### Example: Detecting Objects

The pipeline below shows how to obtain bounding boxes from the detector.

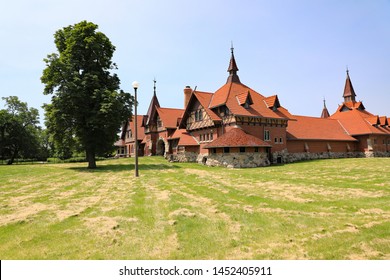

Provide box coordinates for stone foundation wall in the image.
[365,151,390,158]
[167,150,390,167]
[198,152,270,168]
[272,150,368,164]
[167,152,198,163]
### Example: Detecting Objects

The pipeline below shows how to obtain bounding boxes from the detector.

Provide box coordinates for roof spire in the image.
[321,98,330,118]
[343,68,356,103]
[226,42,241,84]
[153,78,157,96]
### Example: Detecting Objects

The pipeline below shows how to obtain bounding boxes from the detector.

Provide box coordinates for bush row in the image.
[47,157,109,163]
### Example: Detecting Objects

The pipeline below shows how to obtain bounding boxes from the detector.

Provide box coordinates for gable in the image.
[264,95,281,111]
[179,91,221,129]
[236,91,253,108]
[156,107,184,129]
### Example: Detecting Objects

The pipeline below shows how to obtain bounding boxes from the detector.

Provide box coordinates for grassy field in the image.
[0,157,389,260]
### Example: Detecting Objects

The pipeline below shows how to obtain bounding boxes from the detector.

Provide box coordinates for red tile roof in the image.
[156,107,184,129]
[204,127,271,148]
[129,115,146,140]
[210,82,287,119]
[193,91,221,121]
[114,139,125,147]
[286,115,357,141]
[330,107,388,136]
[169,129,199,146]
[379,116,388,126]
[337,101,365,112]
[179,90,222,128]
[365,115,380,126]
[236,91,252,105]
[264,95,280,108]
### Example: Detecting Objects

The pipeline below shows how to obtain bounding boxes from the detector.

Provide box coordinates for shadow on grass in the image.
[68,163,181,173]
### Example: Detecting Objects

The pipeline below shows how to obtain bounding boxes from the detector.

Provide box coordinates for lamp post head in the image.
[132,81,139,89]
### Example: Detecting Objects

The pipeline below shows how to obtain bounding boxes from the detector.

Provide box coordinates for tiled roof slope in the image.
[287,115,357,141]
[210,82,288,119]
[204,127,271,148]
[331,107,388,136]
[156,107,184,129]
[193,91,221,121]
[337,101,365,111]
[379,116,388,126]
[124,115,145,140]
[169,129,199,146]
[264,95,280,108]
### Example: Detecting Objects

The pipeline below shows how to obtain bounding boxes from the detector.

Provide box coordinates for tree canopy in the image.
[0,96,42,164]
[41,21,133,168]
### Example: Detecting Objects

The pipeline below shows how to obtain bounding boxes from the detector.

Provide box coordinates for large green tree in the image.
[41,21,133,168]
[0,96,41,164]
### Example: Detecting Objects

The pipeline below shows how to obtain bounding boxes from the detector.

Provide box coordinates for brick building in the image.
[116,49,389,167]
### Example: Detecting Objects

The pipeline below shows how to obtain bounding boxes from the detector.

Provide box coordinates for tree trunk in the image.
[7,147,18,165]
[86,148,97,169]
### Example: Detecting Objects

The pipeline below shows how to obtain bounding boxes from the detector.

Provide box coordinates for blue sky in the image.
[1,0,390,124]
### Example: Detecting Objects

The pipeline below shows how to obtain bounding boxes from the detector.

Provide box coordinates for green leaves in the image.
[41,21,133,168]
[0,96,43,164]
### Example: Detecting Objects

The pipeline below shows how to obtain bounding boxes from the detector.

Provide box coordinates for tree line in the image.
[1,21,133,168]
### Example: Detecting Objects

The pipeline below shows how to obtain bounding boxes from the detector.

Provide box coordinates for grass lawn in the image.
[0,157,389,259]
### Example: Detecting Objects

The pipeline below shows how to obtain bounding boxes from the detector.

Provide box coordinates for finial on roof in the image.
[153,78,156,96]
[226,43,240,84]
[343,68,356,103]
[321,98,330,118]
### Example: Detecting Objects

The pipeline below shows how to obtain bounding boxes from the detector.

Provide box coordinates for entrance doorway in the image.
[156,139,166,156]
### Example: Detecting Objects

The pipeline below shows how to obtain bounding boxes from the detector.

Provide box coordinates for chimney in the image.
[183,86,192,108]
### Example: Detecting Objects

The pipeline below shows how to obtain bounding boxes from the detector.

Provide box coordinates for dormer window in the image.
[237,91,253,109]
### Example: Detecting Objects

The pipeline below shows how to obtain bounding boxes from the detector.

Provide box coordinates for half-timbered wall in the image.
[186,100,215,130]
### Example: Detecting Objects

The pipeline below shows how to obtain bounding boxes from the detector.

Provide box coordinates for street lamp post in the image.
[132,81,139,177]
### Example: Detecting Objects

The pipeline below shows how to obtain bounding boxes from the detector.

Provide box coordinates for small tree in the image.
[41,21,132,168]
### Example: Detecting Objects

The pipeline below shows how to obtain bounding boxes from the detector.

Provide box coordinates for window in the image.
[279,137,283,143]
[210,132,213,140]
[211,148,217,154]
[264,130,270,141]
[240,147,246,153]
[223,147,230,153]
[274,137,278,143]
[195,109,203,122]
[254,147,259,153]
[200,134,203,142]
[220,106,230,116]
